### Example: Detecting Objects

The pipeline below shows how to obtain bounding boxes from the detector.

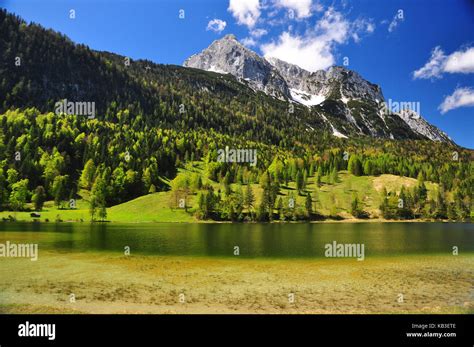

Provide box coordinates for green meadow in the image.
[0,162,440,223]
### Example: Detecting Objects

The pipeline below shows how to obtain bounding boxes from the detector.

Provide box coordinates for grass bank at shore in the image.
[0,172,455,224]
[0,251,472,314]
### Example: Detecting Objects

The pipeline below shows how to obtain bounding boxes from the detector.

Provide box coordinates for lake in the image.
[0,222,472,258]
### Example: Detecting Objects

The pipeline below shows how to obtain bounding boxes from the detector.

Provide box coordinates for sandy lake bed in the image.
[1,251,472,314]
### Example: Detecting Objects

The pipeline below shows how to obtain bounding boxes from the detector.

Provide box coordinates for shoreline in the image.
[0,218,470,225]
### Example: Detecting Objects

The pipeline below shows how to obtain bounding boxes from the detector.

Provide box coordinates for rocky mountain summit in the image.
[267,57,383,105]
[184,34,290,99]
[184,35,451,143]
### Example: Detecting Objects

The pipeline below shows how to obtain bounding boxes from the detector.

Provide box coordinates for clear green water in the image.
[0,222,472,258]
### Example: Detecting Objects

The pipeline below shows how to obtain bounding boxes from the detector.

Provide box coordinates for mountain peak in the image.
[184,37,451,143]
[184,35,291,99]
[221,34,238,41]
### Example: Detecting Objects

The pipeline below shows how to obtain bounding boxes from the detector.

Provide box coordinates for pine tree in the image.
[417,170,425,184]
[316,167,322,187]
[196,192,207,219]
[223,172,232,196]
[330,167,338,184]
[447,202,457,220]
[244,184,255,214]
[0,169,7,208]
[79,159,96,190]
[351,194,360,217]
[305,193,313,218]
[296,170,303,193]
[32,185,46,211]
[435,190,447,219]
[363,160,373,175]
[142,167,152,193]
[91,177,107,221]
[89,195,97,221]
[52,175,66,208]
[418,182,428,202]
[235,185,244,215]
[348,156,363,176]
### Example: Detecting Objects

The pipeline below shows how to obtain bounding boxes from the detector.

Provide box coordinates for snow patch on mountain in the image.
[207,65,227,74]
[331,125,348,138]
[340,86,350,104]
[290,88,325,106]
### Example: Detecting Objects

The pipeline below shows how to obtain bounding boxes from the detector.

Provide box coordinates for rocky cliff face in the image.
[184,34,291,100]
[267,57,383,104]
[184,35,451,143]
[397,109,451,142]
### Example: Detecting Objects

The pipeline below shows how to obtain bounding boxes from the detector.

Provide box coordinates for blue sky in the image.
[2,0,473,148]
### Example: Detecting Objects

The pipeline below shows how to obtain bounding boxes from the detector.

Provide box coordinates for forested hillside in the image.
[0,9,472,222]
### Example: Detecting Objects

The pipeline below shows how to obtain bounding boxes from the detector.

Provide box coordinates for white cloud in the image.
[439,87,474,114]
[351,33,360,43]
[241,29,268,49]
[315,8,349,43]
[314,2,324,12]
[261,8,372,72]
[275,0,313,19]
[261,31,335,71]
[388,19,397,32]
[250,28,268,38]
[366,22,375,33]
[241,37,257,47]
[206,19,227,33]
[388,10,404,32]
[444,47,474,74]
[351,18,375,43]
[413,46,446,79]
[413,46,474,79]
[228,0,261,28]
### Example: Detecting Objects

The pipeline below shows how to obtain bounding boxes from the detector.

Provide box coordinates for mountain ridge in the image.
[184,34,451,143]
[0,9,454,146]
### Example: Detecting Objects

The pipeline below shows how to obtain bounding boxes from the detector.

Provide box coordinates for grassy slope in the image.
[108,192,195,223]
[0,162,439,222]
[107,170,397,222]
[249,171,437,218]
